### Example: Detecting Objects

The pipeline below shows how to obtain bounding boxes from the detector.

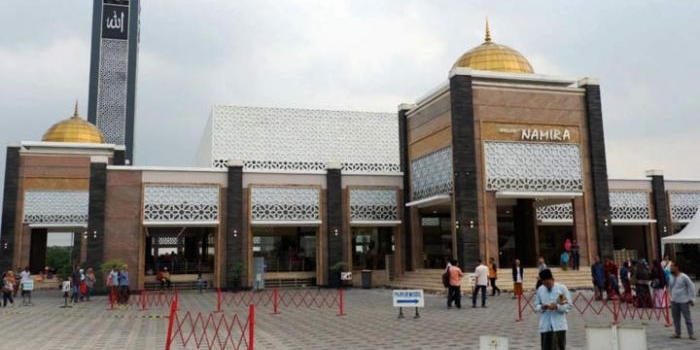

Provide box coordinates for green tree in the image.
[45,246,72,277]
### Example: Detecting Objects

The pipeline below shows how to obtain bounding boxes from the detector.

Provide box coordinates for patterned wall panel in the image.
[349,188,398,221]
[669,192,700,222]
[609,191,651,220]
[143,185,219,223]
[96,39,128,145]
[23,191,89,226]
[209,106,399,173]
[410,147,453,201]
[484,142,583,192]
[536,203,573,221]
[251,187,320,221]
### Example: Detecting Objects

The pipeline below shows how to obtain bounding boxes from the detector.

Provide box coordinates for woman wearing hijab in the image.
[651,260,667,308]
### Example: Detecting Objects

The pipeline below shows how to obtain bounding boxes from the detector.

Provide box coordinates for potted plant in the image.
[228,262,244,291]
[329,261,349,288]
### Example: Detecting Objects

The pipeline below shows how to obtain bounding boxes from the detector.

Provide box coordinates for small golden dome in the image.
[42,102,106,143]
[453,20,534,74]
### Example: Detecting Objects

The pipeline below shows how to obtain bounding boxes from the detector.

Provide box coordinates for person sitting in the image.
[157,267,172,289]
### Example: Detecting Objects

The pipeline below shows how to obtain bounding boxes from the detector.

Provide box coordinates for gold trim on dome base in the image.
[41,102,106,144]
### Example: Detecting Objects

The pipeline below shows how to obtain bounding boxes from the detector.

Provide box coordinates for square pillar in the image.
[326,162,343,285]
[226,159,244,288]
[398,105,414,271]
[646,170,670,259]
[0,145,20,270]
[86,156,108,271]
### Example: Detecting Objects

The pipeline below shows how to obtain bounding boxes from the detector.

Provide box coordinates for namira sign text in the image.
[482,122,580,143]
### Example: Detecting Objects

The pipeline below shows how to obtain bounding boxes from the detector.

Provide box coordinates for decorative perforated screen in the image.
[484,142,583,192]
[410,147,453,201]
[349,188,398,221]
[143,185,219,223]
[250,187,320,221]
[23,191,89,226]
[209,106,399,173]
[669,192,700,222]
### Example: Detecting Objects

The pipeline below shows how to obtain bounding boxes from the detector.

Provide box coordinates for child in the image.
[62,279,71,303]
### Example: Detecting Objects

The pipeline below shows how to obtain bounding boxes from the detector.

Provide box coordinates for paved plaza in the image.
[0,288,694,349]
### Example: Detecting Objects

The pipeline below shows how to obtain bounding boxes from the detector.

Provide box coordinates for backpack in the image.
[442,267,451,288]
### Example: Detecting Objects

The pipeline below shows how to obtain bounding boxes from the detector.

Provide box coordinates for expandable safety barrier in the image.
[515,290,671,327]
[165,298,255,350]
[214,288,346,316]
[108,288,179,311]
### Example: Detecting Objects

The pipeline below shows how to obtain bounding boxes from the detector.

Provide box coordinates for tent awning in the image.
[662,205,700,244]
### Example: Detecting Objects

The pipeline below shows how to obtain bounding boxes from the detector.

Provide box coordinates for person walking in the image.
[669,263,697,340]
[71,265,81,303]
[512,259,524,300]
[118,265,130,305]
[535,269,572,350]
[85,268,96,301]
[488,257,501,296]
[563,238,572,269]
[560,251,569,271]
[473,259,489,308]
[2,270,15,307]
[591,257,605,301]
[19,266,32,306]
[571,240,580,271]
[446,259,464,309]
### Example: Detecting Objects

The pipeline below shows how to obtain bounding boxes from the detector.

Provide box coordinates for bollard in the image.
[663,291,672,327]
[214,288,223,313]
[337,288,346,316]
[516,294,522,322]
[612,298,619,325]
[164,298,177,350]
[109,289,115,310]
[271,288,280,315]
[140,290,148,311]
[248,304,256,350]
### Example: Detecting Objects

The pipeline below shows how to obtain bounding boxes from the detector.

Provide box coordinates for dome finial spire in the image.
[485,18,491,42]
[72,100,80,119]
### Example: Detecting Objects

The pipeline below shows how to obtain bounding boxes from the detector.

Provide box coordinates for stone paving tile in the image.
[0,289,695,349]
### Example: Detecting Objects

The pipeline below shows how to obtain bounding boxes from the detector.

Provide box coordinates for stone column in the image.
[647,170,670,259]
[326,163,343,285]
[514,199,537,266]
[226,159,244,288]
[580,79,613,260]
[398,104,414,272]
[0,145,20,270]
[449,74,480,270]
[86,156,107,271]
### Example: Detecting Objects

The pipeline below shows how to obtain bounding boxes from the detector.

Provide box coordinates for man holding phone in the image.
[534,269,572,350]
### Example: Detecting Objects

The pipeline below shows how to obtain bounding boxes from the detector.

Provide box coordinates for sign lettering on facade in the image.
[482,122,580,143]
[102,2,130,40]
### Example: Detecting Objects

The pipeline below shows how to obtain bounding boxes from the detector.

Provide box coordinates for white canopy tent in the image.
[661,207,700,255]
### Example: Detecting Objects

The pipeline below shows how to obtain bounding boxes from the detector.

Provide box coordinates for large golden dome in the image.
[42,103,106,143]
[453,21,534,74]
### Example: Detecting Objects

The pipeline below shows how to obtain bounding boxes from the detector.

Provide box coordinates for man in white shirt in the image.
[19,267,32,305]
[512,259,524,299]
[472,259,489,308]
[669,263,697,340]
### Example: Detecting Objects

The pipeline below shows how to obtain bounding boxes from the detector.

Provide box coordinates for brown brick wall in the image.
[104,170,142,290]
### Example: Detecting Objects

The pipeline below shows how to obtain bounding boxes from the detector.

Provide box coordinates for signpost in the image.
[393,289,424,319]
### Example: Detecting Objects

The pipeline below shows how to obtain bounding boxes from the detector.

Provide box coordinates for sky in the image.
[1,0,700,205]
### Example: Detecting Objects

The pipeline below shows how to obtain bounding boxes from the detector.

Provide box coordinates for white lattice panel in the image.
[536,203,573,220]
[609,191,650,220]
[349,188,398,221]
[209,106,399,173]
[23,191,89,226]
[669,192,700,222]
[410,147,453,200]
[251,187,320,221]
[96,39,128,145]
[143,185,219,223]
[484,142,583,192]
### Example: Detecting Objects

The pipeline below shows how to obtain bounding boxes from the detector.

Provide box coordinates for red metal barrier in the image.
[215,288,346,316]
[516,290,671,326]
[165,302,255,350]
[108,289,179,311]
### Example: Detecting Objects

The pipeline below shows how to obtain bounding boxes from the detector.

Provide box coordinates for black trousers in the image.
[447,285,461,308]
[472,285,487,306]
[489,278,500,295]
[541,331,566,350]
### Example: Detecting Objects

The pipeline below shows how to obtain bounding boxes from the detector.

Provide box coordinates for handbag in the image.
[442,267,450,288]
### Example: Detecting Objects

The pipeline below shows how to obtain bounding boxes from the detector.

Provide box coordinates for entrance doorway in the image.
[612,225,648,261]
[252,227,317,273]
[537,226,573,268]
[145,227,215,275]
[420,216,452,269]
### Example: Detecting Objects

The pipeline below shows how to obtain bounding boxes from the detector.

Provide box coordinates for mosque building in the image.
[1,8,699,290]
